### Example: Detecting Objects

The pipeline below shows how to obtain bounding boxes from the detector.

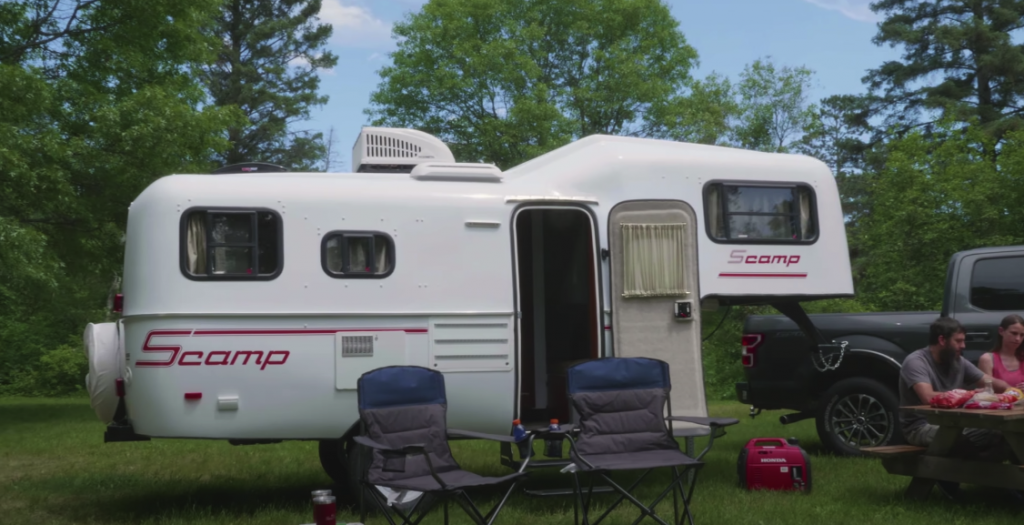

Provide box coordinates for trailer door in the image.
[607,200,707,429]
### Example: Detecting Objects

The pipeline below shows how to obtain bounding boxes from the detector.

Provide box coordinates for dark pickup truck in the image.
[735,245,1024,456]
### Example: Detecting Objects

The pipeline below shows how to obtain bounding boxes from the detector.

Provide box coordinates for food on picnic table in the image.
[929,389,975,408]
[963,401,1015,410]
[1004,387,1024,400]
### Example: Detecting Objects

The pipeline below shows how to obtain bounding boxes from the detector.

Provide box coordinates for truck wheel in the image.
[815,377,903,456]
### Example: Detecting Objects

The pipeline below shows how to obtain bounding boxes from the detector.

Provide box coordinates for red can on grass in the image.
[736,437,811,492]
[313,495,336,525]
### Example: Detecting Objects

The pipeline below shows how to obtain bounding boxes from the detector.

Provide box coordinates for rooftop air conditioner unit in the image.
[351,127,456,173]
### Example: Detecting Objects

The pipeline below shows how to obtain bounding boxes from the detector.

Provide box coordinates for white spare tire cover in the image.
[83,321,125,424]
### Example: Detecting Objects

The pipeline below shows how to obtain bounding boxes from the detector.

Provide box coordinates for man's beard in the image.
[937,342,958,373]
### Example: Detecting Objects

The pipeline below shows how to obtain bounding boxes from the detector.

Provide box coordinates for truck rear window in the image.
[704,182,817,244]
[180,208,283,280]
[970,256,1024,311]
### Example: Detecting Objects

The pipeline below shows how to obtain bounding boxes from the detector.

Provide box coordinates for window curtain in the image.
[187,213,207,274]
[349,239,368,271]
[707,185,722,238]
[621,223,688,298]
[325,237,343,272]
[374,236,390,273]
[798,189,812,239]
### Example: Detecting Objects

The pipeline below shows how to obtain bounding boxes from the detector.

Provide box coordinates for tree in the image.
[366,0,699,169]
[0,0,239,391]
[643,72,738,146]
[321,125,342,172]
[730,57,817,153]
[856,119,1024,311]
[866,0,1024,143]
[799,95,880,218]
[203,0,338,170]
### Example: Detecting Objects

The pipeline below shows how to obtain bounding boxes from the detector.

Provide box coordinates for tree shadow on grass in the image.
[48,473,333,523]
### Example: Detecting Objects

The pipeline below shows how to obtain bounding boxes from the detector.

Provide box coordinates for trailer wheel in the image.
[815,377,903,456]
[318,439,350,488]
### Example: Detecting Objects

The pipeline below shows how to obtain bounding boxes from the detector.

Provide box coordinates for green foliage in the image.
[857,120,1024,311]
[730,57,817,153]
[0,1,240,392]
[645,72,737,145]
[866,0,1024,142]
[366,0,700,168]
[203,0,338,170]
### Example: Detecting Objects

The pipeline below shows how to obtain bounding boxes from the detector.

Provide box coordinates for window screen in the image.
[182,209,282,279]
[970,256,1024,311]
[322,232,394,278]
[705,183,817,243]
[621,223,688,298]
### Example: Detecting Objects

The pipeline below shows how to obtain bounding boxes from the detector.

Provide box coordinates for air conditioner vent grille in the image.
[365,133,422,159]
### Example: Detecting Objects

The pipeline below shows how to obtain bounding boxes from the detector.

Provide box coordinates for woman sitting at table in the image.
[978,314,1024,389]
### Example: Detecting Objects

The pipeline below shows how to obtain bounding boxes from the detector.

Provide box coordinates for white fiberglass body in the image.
[87,129,853,442]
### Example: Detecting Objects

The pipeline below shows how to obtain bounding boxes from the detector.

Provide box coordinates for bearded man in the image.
[898,316,1014,499]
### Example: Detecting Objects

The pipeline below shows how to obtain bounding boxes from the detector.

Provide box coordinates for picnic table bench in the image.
[864,405,1024,499]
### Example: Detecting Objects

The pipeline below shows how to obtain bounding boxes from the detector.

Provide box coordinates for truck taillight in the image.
[741,333,764,367]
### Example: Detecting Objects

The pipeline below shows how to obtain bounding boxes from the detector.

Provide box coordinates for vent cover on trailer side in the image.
[351,127,456,173]
[341,335,374,357]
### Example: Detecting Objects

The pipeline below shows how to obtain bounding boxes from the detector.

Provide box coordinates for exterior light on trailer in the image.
[113,294,124,313]
[115,378,125,397]
[184,392,203,401]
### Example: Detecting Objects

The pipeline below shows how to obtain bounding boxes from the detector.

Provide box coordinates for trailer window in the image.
[704,183,816,244]
[322,232,394,278]
[181,208,282,280]
[621,223,688,298]
[970,256,1024,311]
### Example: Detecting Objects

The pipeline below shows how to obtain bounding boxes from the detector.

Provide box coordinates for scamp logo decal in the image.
[720,250,807,279]
[135,330,289,370]
[728,250,801,267]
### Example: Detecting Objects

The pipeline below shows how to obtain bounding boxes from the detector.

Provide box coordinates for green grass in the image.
[2,398,1023,525]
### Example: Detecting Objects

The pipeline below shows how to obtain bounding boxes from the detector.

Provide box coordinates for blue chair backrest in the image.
[566,357,677,455]
[567,357,671,394]
[357,366,458,483]
[358,365,447,410]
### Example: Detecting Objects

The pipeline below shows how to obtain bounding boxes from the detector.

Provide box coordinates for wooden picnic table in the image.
[870,405,1024,499]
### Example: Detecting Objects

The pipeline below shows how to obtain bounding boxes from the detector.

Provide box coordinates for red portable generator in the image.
[737,437,811,492]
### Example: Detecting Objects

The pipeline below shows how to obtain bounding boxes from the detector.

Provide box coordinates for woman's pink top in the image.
[992,352,1024,387]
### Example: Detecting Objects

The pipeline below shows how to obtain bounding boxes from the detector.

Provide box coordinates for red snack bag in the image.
[929,389,974,408]
[996,393,1018,404]
[963,401,1013,410]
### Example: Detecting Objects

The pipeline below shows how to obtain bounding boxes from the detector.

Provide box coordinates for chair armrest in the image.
[667,416,739,428]
[448,429,517,443]
[353,435,426,454]
[532,424,577,438]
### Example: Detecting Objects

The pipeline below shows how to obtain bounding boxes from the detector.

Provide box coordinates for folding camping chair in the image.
[549,357,738,525]
[352,365,534,525]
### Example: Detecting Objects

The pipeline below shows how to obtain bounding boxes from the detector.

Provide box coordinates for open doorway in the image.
[514,207,600,426]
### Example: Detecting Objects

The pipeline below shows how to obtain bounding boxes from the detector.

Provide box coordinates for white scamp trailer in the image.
[83,127,853,484]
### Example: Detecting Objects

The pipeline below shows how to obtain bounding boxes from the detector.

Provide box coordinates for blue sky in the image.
[308,0,901,170]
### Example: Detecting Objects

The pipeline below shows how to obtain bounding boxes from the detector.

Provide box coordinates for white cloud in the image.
[802,0,881,22]
[319,1,394,49]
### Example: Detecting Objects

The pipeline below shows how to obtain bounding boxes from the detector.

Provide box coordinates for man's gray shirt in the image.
[898,348,984,433]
